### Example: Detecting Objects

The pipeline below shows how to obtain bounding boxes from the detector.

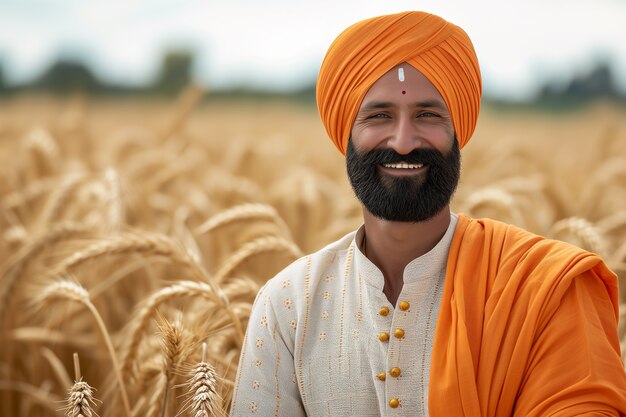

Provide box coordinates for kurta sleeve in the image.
[230,283,306,417]
[513,271,626,417]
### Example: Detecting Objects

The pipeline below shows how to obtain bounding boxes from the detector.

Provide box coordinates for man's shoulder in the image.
[457,214,615,284]
[261,229,358,295]
[459,214,588,255]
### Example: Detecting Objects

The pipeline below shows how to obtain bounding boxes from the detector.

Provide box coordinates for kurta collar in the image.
[353,213,459,290]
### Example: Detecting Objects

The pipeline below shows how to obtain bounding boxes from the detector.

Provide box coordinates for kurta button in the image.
[377,372,386,381]
[379,306,390,316]
[389,398,400,408]
[394,328,405,339]
[399,300,410,311]
[378,332,390,342]
[390,367,401,377]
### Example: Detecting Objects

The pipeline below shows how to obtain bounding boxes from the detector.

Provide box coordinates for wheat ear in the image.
[214,236,302,281]
[37,281,130,417]
[0,221,90,328]
[550,217,608,255]
[180,342,225,417]
[63,352,99,417]
[120,281,217,379]
[52,231,245,345]
[145,318,188,417]
[37,172,87,227]
[103,167,125,230]
[23,127,60,173]
[461,186,527,228]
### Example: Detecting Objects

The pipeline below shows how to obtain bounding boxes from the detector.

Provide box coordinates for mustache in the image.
[357,147,448,167]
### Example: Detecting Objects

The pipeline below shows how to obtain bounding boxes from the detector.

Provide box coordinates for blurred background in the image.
[1,0,625,106]
[2,2,626,416]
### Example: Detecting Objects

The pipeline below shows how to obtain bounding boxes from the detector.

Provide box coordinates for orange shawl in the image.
[430,214,626,416]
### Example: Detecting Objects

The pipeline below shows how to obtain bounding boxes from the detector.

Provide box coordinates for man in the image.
[230,11,626,416]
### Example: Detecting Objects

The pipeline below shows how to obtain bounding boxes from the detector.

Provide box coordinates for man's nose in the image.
[386,116,422,155]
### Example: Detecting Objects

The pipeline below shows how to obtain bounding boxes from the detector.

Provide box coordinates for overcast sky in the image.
[0,0,625,100]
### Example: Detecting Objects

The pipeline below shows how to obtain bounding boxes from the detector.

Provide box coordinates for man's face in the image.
[347,64,460,222]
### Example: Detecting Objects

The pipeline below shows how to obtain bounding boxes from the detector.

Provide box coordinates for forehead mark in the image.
[398,67,405,82]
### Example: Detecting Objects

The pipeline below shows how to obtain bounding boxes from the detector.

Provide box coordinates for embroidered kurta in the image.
[230,213,626,416]
[230,215,457,416]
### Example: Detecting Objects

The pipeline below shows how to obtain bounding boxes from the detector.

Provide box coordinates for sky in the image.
[0,0,625,100]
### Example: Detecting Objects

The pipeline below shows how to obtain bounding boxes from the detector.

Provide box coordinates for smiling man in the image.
[230,11,626,417]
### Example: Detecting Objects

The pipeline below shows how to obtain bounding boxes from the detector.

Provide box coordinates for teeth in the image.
[382,162,424,169]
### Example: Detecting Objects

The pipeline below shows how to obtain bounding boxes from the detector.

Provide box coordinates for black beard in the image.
[346,138,461,222]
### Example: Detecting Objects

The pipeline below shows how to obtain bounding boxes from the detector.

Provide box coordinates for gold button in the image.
[377,372,386,381]
[390,367,401,378]
[394,328,405,339]
[378,332,389,342]
[399,300,410,311]
[379,306,390,316]
[389,398,400,408]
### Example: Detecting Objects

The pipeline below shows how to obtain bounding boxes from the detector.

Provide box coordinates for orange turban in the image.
[316,11,482,154]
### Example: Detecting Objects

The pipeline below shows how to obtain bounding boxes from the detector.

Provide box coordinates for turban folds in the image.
[316,11,482,154]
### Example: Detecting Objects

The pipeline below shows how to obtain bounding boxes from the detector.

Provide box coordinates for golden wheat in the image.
[36,280,131,417]
[180,343,225,417]
[1,95,624,416]
[62,353,99,417]
[120,280,218,380]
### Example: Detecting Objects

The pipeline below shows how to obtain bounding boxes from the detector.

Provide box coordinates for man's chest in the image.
[291,276,443,417]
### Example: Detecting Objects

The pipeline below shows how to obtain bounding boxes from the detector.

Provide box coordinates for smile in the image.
[381,162,424,169]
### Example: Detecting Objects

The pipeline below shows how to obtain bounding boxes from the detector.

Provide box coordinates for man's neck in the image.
[361,207,451,305]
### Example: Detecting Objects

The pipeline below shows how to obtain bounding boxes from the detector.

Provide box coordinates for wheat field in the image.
[1,88,625,416]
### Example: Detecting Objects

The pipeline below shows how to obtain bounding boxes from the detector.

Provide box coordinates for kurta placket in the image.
[358,216,455,417]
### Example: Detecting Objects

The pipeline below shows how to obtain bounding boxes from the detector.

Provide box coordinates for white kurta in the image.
[230,214,458,417]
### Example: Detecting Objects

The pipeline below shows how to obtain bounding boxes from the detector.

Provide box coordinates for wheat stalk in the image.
[195,203,292,239]
[36,281,131,417]
[11,326,94,348]
[174,206,203,265]
[41,347,72,389]
[213,236,303,281]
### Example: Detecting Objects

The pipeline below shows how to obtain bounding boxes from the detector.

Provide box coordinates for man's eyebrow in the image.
[415,99,447,109]
[359,101,394,113]
[358,99,447,113]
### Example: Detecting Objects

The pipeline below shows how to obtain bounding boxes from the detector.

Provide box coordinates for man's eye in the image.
[418,112,438,118]
[368,113,389,119]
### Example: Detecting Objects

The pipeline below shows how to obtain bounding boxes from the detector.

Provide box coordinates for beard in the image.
[345,138,461,222]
